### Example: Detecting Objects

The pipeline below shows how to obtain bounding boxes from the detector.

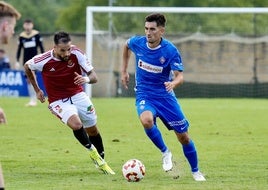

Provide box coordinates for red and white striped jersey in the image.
[28,46,93,103]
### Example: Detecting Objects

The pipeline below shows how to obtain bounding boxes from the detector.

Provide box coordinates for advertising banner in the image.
[0,70,46,97]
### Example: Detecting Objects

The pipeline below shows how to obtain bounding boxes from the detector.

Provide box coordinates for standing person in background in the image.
[121,13,206,181]
[16,19,45,107]
[0,1,21,189]
[24,31,115,175]
[0,49,10,71]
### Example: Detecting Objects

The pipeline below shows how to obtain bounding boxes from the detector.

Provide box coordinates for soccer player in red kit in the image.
[24,31,115,175]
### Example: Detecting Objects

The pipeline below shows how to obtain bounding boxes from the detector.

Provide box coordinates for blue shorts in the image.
[136,95,189,133]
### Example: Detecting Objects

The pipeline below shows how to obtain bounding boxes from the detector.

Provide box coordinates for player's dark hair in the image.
[54,31,71,45]
[145,13,166,27]
[24,18,33,23]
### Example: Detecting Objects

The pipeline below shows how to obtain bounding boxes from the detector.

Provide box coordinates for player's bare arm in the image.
[87,70,98,84]
[121,44,131,89]
[164,71,184,92]
[74,70,98,85]
[24,62,45,103]
[0,108,7,124]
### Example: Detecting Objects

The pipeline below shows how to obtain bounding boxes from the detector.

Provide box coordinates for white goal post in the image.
[86,6,268,97]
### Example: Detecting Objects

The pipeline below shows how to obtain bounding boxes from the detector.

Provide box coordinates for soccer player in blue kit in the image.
[121,13,206,181]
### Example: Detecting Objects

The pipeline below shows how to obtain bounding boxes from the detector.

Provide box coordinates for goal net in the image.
[86,7,268,98]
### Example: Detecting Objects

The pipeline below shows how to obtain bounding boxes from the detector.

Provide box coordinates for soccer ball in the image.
[122,159,145,182]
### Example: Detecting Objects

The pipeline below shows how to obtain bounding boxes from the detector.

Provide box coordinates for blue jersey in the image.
[127,36,184,97]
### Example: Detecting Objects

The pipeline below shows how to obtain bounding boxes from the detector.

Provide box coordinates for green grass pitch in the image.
[0,97,267,190]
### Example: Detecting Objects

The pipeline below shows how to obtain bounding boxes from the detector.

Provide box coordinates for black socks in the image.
[73,127,105,159]
[89,133,105,158]
[73,127,92,149]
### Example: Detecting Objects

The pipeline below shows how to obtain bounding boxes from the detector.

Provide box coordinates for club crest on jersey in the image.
[67,60,75,68]
[159,56,165,64]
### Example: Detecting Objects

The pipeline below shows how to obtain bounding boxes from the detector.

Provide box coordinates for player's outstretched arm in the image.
[121,44,131,89]
[24,62,45,103]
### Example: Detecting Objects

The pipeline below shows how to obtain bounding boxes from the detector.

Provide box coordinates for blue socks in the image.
[145,125,199,172]
[183,140,198,172]
[144,125,167,153]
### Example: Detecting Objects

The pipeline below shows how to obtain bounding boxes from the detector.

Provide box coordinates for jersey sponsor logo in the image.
[23,40,36,48]
[49,68,55,72]
[138,59,163,73]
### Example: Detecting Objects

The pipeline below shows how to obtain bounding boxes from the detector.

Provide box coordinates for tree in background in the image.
[4,0,268,35]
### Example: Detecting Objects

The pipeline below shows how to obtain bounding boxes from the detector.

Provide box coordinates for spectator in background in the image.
[16,19,45,107]
[0,2,21,189]
[0,49,10,71]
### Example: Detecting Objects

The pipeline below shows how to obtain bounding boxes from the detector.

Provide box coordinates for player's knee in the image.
[84,125,99,136]
[67,120,83,130]
[67,115,83,130]
[140,111,154,129]
[176,132,191,145]
[71,122,83,130]
[140,118,154,129]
